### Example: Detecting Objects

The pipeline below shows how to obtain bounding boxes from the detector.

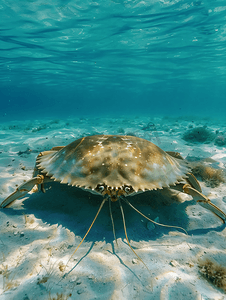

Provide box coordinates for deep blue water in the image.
[1,0,226,120]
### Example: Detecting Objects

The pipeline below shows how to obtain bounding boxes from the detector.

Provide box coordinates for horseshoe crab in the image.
[1,135,226,265]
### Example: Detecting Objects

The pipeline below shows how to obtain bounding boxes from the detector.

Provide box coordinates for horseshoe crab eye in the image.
[124,186,131,193]
[97,185,105,192]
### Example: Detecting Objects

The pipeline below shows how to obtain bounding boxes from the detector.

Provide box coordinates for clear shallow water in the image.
[0,0,226,119]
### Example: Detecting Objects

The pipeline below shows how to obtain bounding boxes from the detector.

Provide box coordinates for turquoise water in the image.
[1,0,226,120]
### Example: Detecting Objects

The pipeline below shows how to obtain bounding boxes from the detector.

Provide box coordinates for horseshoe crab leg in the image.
[185,173,202,193]
[183,184,226,223]
[64,196,107,272]
[122,197,187,234]
[0,149,60,209]
[109,199,118,246]
[118,198,151,274]
[0,175,45,208]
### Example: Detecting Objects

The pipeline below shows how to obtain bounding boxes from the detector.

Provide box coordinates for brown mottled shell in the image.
[37,135,189,192]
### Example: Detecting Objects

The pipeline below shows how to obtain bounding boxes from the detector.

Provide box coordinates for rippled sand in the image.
[0,116,226,300]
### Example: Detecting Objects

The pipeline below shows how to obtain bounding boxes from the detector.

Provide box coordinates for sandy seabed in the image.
[0,115,226,300]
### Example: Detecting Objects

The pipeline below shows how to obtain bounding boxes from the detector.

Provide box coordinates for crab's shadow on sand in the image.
[4,182,226,243]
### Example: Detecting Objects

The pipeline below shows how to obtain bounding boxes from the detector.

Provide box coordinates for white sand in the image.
[0,116,226,300]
